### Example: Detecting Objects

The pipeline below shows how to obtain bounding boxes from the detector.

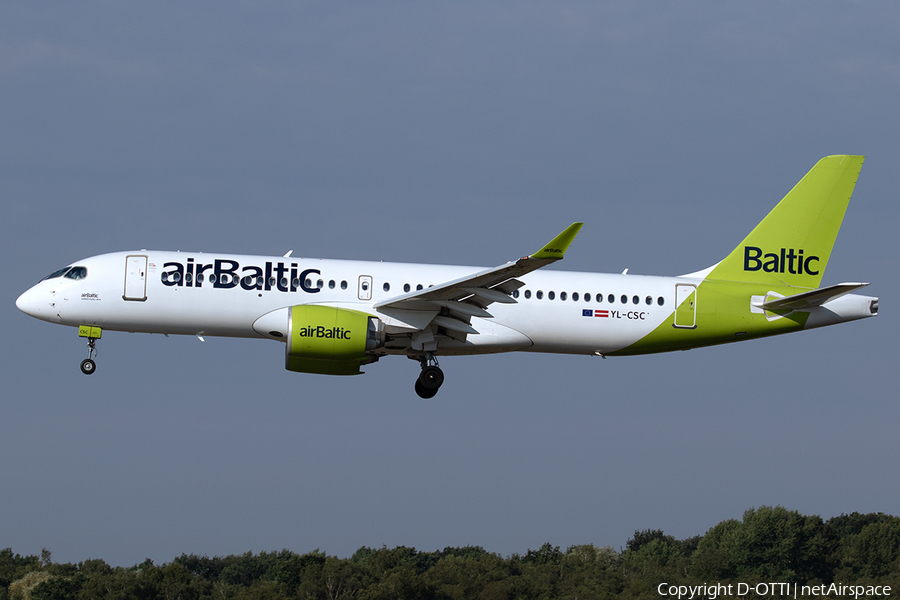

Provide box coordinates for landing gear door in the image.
[358,275,373,301]
[674,284,697,329]
[124,255,148,301]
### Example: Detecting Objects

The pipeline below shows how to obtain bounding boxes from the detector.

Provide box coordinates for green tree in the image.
[357,565,433,600]
[424,551,511,600]
[522,543,562,566]
[559,545,624,600]
[627,529,674,553]
[269,549,327,591]
[30,576,81,600]
[840,518,900,580]
[7,572,52,600]
[292,555,363,600]
[0,549,42,598]
[691,506,834,583]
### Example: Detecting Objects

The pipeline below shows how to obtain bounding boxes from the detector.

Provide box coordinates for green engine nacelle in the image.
[286,305,384,375]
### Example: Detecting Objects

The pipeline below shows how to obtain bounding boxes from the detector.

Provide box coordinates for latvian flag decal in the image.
[582,309,609,318]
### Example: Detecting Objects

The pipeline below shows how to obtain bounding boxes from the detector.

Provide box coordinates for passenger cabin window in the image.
[548,291,555,300]
[383,282,390,292]
[536,290,543,299]
[524,290,532,299]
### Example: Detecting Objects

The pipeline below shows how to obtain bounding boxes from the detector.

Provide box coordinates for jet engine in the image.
[253,305,384,375]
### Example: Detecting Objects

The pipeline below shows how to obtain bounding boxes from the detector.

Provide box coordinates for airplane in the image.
[16,155,878,398]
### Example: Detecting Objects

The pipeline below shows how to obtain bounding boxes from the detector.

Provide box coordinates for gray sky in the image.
[2,2,898,567]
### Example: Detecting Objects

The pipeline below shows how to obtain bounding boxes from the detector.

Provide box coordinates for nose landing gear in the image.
[414,353,444,399]
[78,325,102,375]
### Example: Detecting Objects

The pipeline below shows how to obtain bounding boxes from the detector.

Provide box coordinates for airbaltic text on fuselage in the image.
[743,246,819,275]
[161,258,321,293]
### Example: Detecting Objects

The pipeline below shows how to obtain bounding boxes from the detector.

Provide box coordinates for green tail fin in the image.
[707,155,864,288]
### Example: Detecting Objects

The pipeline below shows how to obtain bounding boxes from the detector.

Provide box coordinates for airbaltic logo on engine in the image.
[161,258,321,293]
[743,246,820,275]
[296,326,352,340]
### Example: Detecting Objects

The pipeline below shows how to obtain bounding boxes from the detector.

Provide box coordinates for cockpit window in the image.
[64,267,88,280]
[42,267,71,281]
[40,265,88,281]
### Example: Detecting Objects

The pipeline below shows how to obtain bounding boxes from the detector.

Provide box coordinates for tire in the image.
[415,379,438,399]
[80,358,96,375]
[418,365,444,391]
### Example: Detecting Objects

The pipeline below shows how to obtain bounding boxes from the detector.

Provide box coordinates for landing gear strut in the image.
[80,337,98,375]
[414,353,444,399]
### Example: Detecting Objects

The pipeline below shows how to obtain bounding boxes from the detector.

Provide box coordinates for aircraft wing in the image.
[761,282,870,311]
[373,223,582,341]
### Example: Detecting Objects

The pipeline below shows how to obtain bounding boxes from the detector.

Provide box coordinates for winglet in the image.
[530,222,583,260]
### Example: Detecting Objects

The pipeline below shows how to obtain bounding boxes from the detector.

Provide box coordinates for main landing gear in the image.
[414,353,444,399]
[81,337,98,375]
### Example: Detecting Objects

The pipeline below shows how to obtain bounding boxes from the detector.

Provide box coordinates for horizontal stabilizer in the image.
[761,283,870,311]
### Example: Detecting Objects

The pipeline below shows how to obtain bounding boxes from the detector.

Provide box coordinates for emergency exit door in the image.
[358,275,373,301]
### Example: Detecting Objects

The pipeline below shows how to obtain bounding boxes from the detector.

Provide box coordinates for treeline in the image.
[2,506,899,600]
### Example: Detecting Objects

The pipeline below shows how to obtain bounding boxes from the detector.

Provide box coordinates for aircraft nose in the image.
[16,289,32,315]
[16,286,40,318]
[17,284,64,324]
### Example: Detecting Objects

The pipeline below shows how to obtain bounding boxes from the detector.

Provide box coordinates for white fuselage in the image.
[16,250,696,357]
[16,250,879,363]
